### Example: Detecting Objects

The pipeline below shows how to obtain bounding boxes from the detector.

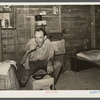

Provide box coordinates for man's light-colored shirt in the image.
[25,38,54,62]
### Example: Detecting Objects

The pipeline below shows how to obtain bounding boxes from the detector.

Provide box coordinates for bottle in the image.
[5,19,8,28]
[1,19,5,28]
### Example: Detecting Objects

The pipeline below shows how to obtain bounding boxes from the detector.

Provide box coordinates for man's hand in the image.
[47,66,54,74]
[20,44,37,65]
[47,61,54,74]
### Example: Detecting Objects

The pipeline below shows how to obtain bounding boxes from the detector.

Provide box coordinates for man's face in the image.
[35,31,45,48]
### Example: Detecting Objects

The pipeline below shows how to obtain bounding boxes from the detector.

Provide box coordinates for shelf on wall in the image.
[35,25,47,27]
[0,11,11,13]
[1,27,16,30]
[42,15,59,17]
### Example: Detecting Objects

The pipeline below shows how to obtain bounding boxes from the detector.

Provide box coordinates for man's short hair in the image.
[35,28,47,36]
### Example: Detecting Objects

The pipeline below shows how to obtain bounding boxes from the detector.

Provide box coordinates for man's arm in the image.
[47,57,54,66]
[20,44,37,65]
[47,42,55,74]
[20,50,29,65]
[47,57,54,74]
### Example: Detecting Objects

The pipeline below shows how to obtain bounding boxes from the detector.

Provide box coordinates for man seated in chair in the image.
[18,28,61,87]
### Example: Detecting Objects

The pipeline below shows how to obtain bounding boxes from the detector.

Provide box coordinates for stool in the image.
[26,74,54,90]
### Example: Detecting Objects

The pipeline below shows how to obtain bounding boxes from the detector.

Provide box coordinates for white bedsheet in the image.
[76,50,100,61]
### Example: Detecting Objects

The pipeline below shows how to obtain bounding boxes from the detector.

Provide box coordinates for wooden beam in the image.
[90,5,96,48]
[59,5,62,32]
[13,7,19,63]
[0,23,2,61]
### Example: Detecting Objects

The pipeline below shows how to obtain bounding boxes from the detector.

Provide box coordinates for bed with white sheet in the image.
[71,49,100,72]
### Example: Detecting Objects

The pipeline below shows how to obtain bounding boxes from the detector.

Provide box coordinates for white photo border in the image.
[0,2,100,98]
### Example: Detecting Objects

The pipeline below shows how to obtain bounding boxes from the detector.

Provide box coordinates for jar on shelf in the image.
[5,19,9,28]
[1,19,5,28]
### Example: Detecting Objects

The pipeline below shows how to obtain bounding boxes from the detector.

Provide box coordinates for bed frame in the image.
[71,49,100,73]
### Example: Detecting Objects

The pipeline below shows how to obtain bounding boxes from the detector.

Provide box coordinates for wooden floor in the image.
[56,68,100,90]
[20,67,100,90]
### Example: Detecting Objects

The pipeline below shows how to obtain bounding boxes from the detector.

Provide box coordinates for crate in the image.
[26,74,54,90]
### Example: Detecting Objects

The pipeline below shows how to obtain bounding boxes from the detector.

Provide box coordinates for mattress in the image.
[76,49,100,65]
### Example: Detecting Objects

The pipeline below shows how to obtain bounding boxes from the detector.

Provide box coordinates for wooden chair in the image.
[26,39,65,90]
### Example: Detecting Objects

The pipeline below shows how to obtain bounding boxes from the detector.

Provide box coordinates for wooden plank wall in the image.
[0,6,16,61]
[0,5,60,62]
[95,6,100,49]
[2,29,16,61]
[61,5,91,71]
[15,5,60,63]
[0,5,93,72]
[90,6,96,48]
